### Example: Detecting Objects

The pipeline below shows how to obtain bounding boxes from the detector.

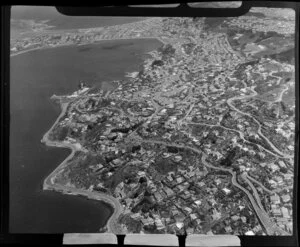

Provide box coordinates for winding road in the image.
[245,173,275,195]
[187,121,285,159]
[41,62,293,235]
[226,85,293,159]
[240,172,266,211]
[138,138,288,235]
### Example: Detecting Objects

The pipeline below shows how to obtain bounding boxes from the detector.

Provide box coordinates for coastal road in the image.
[44,178,124,234]
[42,98,125,234]
[43,142,125,234]
[42,83,290,235]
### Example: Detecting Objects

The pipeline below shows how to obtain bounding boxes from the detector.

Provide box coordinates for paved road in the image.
[178,102,195,128]
[141,138,291,235]
[42,99,125,234]
[44,175,124,233]
[227,86,293,159]
[269,71,290,103]
[199,152,280,235]
[203,154,289,235]
[241,172,266,211]
[246,173,274,195]
[43,145,125,234]
[42,70,292,235]
[187,121,283,159]
[240,172,289,234]
[139,138,286,235]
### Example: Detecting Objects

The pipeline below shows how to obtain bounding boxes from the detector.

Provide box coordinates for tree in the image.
[139,176,147,184]
[50,126,69,141]
[163,44,176,55]
[167,146,179,153]
[158,44,176,60]
[151,60,164,68]
[220,147,238,167]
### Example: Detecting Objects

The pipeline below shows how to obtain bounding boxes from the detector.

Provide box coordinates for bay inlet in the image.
[10,38,162,233]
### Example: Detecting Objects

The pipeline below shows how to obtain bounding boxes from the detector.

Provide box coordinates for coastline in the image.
[10,36,165,58]
[16,35,163,233]
[41,97,124,234]
[10,47,42,57]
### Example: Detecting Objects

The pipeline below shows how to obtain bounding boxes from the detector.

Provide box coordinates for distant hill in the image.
[11,6,146,31]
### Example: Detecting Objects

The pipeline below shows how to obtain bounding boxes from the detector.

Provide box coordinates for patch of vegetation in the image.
[219,147,239,167]
[98,98,111,108]
[111,121,143,134]
[158,44,176,60]
[84,123,107,147]
[49,125,70,141]
[118,213,142,233]
[103,164,138,192]
[66,154,103,189]
[204,17,228,31]
[132,196,155,213]
[268,48,295,64]
[182,42,196,55]
[154,158,178,175]
[151,59,164,68]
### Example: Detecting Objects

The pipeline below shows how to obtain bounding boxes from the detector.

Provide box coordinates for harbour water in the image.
[10,38,162,232]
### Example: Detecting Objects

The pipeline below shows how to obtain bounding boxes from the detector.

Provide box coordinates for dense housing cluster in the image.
[35,8,295,235]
